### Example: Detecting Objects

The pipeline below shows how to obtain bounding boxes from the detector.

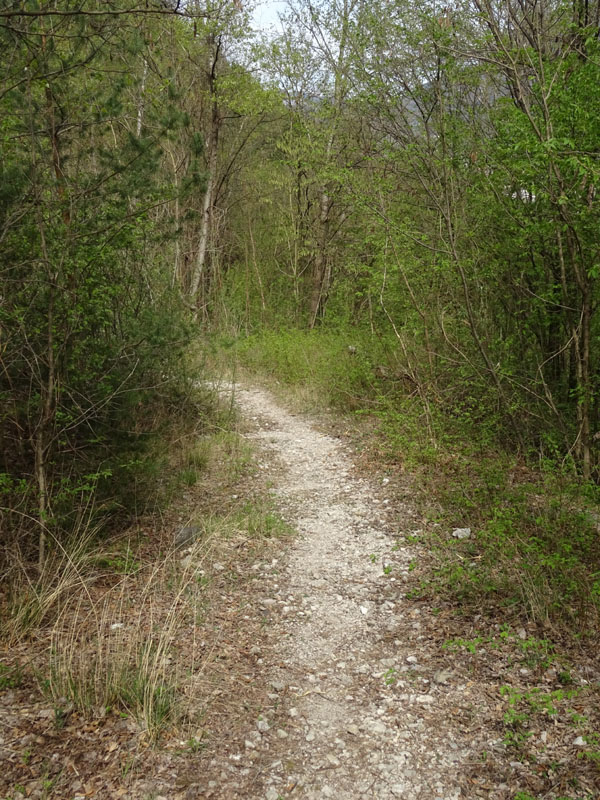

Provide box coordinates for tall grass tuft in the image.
[3,514,100,642]
[45,539,212,739]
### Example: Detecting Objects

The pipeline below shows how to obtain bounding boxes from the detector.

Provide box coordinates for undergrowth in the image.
[223,328,389,411]
[423,459,600,629]
[0,373,280,741]
[222,327,600,637]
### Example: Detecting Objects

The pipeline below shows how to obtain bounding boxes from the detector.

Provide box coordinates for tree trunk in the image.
[309,190,331,327]
[580,285,592,479]
[189,39,221,317]
[136,58,148,137]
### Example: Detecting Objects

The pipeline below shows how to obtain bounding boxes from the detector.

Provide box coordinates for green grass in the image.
[421,458,600,631]
[237,502,293,539]
[229,328,390,412]
[0,662,23,690]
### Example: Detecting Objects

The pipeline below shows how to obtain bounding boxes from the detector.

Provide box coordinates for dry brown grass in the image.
[46,536,214,739]
[3,516,101,643]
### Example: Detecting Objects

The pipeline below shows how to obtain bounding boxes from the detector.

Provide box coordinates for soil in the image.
[1,383,598,800]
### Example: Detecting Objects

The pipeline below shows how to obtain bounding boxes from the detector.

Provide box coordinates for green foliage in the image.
[0,6,199,561]
[221,0,600,480]
[0,663,23,691]
[498,681,600,781]
[233,328,390,412]
[94,545,141,576]
[427,461,600,629]
[245,508,292,539]
[501,684,580,728]
[442,636,485,655]
[226,497,294,541]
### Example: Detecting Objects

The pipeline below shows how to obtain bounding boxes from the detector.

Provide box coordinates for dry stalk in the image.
[45,534,214,739]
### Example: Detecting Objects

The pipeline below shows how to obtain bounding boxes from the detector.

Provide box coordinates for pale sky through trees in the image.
[252,0,286,31]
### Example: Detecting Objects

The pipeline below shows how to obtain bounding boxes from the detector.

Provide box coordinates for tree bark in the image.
[309,190,331,327]
[189,38,221,317]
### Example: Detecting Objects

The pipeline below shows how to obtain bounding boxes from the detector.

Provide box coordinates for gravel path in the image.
[231,384,470,800]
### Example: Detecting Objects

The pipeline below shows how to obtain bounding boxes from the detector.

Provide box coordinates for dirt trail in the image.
[2,382,595,800]
[229,384,473,800]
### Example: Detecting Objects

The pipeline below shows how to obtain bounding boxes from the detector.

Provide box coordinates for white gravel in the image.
[229,384,468,800]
